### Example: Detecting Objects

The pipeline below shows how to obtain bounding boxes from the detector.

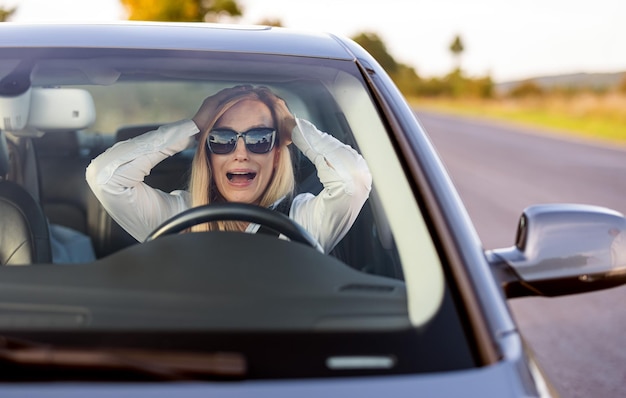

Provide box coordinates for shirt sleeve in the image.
[289,118,372,253]
[85,119,197,242]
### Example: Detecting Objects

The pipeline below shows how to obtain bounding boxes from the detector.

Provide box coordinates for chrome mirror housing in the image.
[488,204,626,298]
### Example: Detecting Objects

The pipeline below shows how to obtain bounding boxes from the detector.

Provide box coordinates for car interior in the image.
[0,80,404,278]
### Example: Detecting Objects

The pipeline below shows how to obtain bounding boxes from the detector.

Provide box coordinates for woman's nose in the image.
[233,137,249,159]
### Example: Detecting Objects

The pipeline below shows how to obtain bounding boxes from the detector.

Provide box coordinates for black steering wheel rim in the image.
[144,202,319,248]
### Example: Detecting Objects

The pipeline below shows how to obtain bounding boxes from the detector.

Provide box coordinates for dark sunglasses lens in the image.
[207,130,237,154]
[244,128,276,154]
[207,128,276,154]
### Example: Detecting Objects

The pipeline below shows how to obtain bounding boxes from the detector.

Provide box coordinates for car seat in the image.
[0,130,52,264]
[0,87,97,264]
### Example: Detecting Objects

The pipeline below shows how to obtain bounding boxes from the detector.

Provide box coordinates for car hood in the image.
[0,359,552,398]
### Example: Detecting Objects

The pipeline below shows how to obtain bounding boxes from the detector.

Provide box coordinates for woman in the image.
[86,85,372,253]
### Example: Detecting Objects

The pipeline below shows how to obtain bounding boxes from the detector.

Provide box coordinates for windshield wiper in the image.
[0,335,247,381]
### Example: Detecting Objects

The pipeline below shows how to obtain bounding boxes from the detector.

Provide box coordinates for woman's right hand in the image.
[192,85,252,132]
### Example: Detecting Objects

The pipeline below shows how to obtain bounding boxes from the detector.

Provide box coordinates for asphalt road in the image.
[415,110,626,397]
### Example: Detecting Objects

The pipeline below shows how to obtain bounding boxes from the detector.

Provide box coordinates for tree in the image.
[120,0,243,22]
[449,34,464,71]
[0,6,16,22]
[257,18,283,27]
[508,80,544,98]
[352,32,425,97]
[352,32,399,74]
[393,64,422,97]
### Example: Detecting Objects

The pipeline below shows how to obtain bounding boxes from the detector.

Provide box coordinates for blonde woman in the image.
[86,85,371,253]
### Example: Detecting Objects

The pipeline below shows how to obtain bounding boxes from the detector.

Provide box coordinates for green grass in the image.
[409,95,626,145]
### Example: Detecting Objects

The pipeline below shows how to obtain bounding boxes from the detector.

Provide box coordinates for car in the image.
[0,21,625,397]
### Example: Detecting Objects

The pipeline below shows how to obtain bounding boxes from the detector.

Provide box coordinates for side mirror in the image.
[488,204,626,298]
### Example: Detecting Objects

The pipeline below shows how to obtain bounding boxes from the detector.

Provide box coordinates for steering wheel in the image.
[144,202,319,249]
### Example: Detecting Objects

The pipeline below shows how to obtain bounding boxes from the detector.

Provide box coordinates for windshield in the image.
[0,47,474,379]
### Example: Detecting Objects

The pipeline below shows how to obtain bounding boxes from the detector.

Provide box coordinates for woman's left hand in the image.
[272,96,296,146]
[192,85,252,133]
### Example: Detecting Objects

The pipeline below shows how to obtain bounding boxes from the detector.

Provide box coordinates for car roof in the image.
[0,22,356,60]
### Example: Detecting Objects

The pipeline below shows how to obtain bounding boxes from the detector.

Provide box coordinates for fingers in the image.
[193,86,297,144]
[193,86,248,131]
[215,84,252,101]
[272,98,295,145]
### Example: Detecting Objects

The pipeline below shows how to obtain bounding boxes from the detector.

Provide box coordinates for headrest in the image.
[0,88,31,131]
[0,87,96,133]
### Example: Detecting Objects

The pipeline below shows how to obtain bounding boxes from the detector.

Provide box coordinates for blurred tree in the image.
[352,32,425,97]
[257,18,283,27]
[351,31,493,99]
[508,79,544,98]
[352,32,399,74]
[393,64,422,97]
[416,76,450,97]
[472,75,494,99]
[444,68,465,98]
[120,0,242,22]
[449,34,464,71]
[0,6,16,22]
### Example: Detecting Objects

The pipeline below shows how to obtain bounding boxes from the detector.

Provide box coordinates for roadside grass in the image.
[409,93,626,145]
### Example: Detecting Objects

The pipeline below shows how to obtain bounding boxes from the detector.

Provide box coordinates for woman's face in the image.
[209,99,278,204]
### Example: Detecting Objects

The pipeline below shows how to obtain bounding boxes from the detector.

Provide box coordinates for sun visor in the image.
[27,88,96,132]
[0,88,32,131]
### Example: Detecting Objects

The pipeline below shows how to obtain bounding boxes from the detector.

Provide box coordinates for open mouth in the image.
[227,172,257,183]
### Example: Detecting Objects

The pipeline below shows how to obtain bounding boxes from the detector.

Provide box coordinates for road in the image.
[415,110,626,397]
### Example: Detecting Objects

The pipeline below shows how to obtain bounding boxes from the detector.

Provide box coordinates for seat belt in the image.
[256,197,293,237]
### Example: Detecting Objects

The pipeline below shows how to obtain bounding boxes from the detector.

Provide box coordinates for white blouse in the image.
[86,118,372,253]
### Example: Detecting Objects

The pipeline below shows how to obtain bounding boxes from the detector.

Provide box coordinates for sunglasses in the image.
[207,127,277,155]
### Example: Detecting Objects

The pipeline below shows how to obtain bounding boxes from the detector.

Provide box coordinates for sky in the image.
[2,0,625,83]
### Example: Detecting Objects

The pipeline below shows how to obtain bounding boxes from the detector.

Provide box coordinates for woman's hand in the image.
[271,96,296,146]
[192,85,252,133]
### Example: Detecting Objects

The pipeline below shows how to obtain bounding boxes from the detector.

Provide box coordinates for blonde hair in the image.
[188,86,295,232]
